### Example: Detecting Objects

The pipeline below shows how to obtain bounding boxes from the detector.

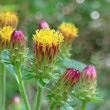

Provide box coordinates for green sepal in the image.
[51,97,56,102]
[46,88,54,94]
[52,73,60,79]
[46,95,52,100]
[60,103,74,110]
[37,79,46,88]
[91,97,103,102]
[22,74,35,80]
[42,78,49,84]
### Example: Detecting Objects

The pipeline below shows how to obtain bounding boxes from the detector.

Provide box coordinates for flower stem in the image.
[31,91,38,110]
[16,66,31,110]
[36,86,43,110]
[49,102,56,110]
[80,101,88,110]
[0,61,6,110]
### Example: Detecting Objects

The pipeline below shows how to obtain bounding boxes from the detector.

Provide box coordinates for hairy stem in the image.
[80,101,88,110]
[16,66,31,110]
[36,86,43,110]
[31,91,38,110]
[0,61,6,110]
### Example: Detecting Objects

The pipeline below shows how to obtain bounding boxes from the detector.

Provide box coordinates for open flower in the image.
[33,29,64,79]
[10,30,27,66]
[39,21,50,29]
[0,26,14,55]
[77,65,97,102]
[58,22,78,58]
[0,10,18,28]
[49,69,80,104]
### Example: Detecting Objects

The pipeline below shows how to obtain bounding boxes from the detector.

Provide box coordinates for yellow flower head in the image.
[33,29,64,78]
[58,22,78,39]
[0,10,18,28]
[33,29,64,49]
[0,26,14,43]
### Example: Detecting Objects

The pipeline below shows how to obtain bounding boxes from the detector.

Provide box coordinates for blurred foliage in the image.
[0,0,110,109]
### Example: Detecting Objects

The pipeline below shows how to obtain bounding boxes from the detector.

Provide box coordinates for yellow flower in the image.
[33,29,64,51]
[0,26,14,43]
[0,26,14,53]
[33,29,64,78]
[58,22,78,59]
[0,10,18,28]
[58,22,78,39]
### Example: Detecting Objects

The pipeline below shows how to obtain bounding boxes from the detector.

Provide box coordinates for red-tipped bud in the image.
[11,30,25,44]
[78,65,97,101]
[81,65,97,82]
[49,69,80,104]
[39,21,50,29]
[10,30,27,66]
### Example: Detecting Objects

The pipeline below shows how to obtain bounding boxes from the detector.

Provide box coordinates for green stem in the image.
[80,101,88,110]
[31,91,38,110]
[16,66,31,110]
[49,102,56,110]
[0,62,6,110]
[36,86,43,110]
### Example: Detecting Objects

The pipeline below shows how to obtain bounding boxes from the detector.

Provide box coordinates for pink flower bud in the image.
[81,65,97,82]
[8,109,12,110]
[11,30,25,44]
[12,96,20,103]
[78,65,97,101]
[39,21,50,29]
[12,96,22,110]
[50,69,80,103]
[10,30,27,66]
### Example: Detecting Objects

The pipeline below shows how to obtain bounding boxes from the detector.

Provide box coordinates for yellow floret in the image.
[58,22,78,37]
[0,10,18,27]
[33,29,64,47]
[0,26,14,42]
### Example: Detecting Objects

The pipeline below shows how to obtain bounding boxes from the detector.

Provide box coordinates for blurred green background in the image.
[0,0,110,110]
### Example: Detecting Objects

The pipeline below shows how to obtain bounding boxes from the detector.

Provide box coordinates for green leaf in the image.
[46,95,52,100]
[37,79,46,88]
[42,78,49,84]
[91,98,103,102]
[57,59,86,71]
[22,74,34,80]
[70,105,78,108]
[60,103,74,110]
[1,50,18,82]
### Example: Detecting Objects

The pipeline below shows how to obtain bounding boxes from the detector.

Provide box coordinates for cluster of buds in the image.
[33,29,64,79]
[77,65,97,102]
[10,30,27,66]
[48,69,80,104]
[0,10,18,28]
[58,22,78,59]
[0,26,14,55]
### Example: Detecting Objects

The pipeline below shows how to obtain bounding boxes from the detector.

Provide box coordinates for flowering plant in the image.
[0,10,102,110]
